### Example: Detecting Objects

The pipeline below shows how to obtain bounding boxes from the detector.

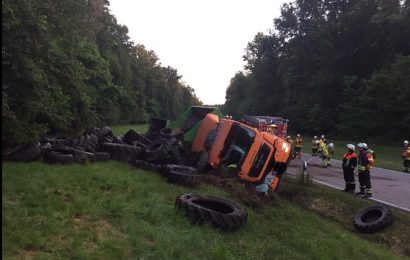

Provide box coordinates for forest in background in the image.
[2,0,201,144]
[224,0,410,141]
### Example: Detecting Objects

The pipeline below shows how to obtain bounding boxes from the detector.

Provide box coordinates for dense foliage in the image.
[2,0,201,143]
[224,0,410,140]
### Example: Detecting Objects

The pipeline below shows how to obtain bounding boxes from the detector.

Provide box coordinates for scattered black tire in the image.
[123,129,151,146]
[194,151,209,173]
[43,151,74,164]
[94,152,110,161]
[134,159,163,172]
[2,143,41,162]
[168,166,201,188]
[353,205,393,234]
[175,193,247,231]
[161,164,198,178]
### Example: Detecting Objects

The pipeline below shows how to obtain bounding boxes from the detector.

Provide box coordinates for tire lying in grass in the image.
[94,152,110,161]
[134,159,164,172]
[166,165,200,187]
[175,193,247,231]
[2,143,41,162]
[353,205,393,233]
[43,151,74,164]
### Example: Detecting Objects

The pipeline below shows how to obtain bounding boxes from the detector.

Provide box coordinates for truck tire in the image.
[3,143,41,162]
[175,193,247,231]
[195,151,209,173]
[353,205,393,233]
[94,152,110,161]
[43,151,73,164]
[167,166,201,187]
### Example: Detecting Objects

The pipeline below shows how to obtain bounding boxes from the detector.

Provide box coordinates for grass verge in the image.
[3,161,409,259]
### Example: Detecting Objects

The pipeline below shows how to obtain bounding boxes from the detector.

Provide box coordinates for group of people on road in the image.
[283,134,410,198]
[342,143,374,198]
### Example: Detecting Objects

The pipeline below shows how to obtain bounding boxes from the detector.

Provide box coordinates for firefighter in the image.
[342,144,357,193]
[267,124,278,135]
[295,134,303,159]
[318,139,330,167]
[356,143,375,198]
[403,140,410,173]
[311,136,319,156]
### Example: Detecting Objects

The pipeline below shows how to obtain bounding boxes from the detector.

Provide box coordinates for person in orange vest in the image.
[342,144,358,193]
[294,134,303,159]
[403,140,410,173]
[356,143,375,198]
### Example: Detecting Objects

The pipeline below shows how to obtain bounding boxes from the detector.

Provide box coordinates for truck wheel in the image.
[353,205,393,233]
[168,166,201,187]
[175,193,247,231]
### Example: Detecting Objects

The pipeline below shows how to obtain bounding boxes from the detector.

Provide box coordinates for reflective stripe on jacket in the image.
[404,147,410,160]
[295,137,303,147]
[343,152,358,169]
[358,150,374,172]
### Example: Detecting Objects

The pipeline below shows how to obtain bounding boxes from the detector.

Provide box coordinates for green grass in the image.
[111,125,148,136]
[3,161,409,259]
[299,136,404,172]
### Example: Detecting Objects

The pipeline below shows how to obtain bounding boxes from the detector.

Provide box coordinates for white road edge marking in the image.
[286,170,410,213]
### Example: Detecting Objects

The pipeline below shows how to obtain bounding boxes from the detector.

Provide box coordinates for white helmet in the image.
[357,143,363,148]
[315,140,320,144]
[347,144,355,151]
[328,143,334,149]
[287,136,291,139]
[314,135,317,139]
[321,135,325,139]
[404,140,409,145]
[362,143,368,149]
[297,134,301,137]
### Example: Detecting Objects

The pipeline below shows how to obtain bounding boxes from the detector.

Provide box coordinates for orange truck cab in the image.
[192,113,292,191]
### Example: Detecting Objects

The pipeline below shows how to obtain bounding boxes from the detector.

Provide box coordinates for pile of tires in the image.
[175,193,248,231]
[353,205,393,233]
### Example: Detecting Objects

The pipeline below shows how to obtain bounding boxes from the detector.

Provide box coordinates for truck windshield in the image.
[221,123,256,166]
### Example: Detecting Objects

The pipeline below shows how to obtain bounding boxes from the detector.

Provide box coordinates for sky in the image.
[108,0,288,105]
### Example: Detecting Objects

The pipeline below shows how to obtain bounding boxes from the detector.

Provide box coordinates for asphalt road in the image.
[286,154,410,212]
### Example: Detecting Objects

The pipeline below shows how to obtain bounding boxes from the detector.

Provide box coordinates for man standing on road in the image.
[318,139,330,167]
[311,136,319,156]
[403,140,410,173]
[342,144,358,193]
[356,143,375,198]
[295,134,303,159]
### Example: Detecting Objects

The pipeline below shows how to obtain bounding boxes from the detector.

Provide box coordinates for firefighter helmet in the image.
[297,134,301,137]
[404,140,409,145]
[362,143,368,149]
[315,140,320,144]
[328,143,334,149]
[314,135,317,139]
[321,134,325,139]
[347,144,355,151]
[357,143,363,148]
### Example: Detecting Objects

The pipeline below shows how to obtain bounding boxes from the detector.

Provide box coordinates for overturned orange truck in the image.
[189,111,292,192]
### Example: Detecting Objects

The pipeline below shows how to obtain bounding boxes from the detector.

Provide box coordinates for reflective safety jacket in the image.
[295,137,303,147]
[343,152,358,169]
[404,146,410,160]
[358,150,374,172]
[319,142,329,156]
[312,139,318,148]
